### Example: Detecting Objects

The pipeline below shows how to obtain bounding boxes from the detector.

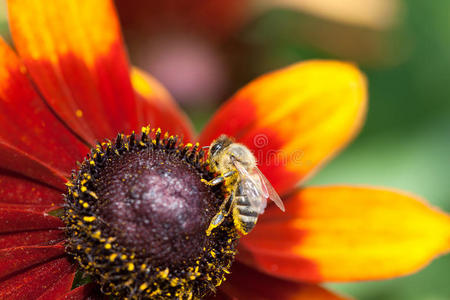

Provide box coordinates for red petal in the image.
[0,136,68,190]
[199,61,367,195]
[0,39,88,177]
[0,229,64,249]
[0,203,59,214]
[0,257,74,300]
[8,0,139,143]
[37,271,76,300]
[0,207,63,233]
[131,68,194,141]
[0,244,65,279]
[206,290,233,300]
[220,263,350,300]
[0,170,63,205]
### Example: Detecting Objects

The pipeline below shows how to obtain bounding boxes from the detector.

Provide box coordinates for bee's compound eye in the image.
[210,143,223,156]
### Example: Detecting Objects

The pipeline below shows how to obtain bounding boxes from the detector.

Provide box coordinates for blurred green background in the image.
[1,0,448,299]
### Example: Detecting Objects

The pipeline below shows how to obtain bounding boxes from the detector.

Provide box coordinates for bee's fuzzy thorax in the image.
[64,127,239,299]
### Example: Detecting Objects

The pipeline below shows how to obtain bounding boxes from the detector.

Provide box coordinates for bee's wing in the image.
[254,167,285,212]
[232,160,267,213]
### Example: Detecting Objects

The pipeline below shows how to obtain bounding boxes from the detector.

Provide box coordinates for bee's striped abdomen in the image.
[233,191,259,235]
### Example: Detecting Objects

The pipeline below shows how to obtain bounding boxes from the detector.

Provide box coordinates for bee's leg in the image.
[201,171,236,186]
[206,189,235,236]
[224,189,237,217]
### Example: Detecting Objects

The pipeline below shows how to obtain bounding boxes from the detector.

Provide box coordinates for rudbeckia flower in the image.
[0,1,448,300]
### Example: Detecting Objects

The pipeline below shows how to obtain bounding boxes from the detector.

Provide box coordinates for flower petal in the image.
[0,141,66,189]
[199,61,367,195]
[58,283,105,300]
[37,270,76,300]
[0,38,88,177]
[220,263,350,300]
[0,206,63,233]
[0,244,65,279]
[0,230,64,250]
[8,0,138,143]
[0,170,63,205]
[131,67,194,141]
[206,290,231,300]
[240,186,450,282]
[0,257,74,300]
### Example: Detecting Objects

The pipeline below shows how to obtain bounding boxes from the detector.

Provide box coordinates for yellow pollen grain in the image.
[109,253,118,262]
[82,202,89,208]
[121,254,127,260]
[104,243,112,250]
[89,191,98,199]
[127,263,135,271]
[83,216,96,222]
[80,186,87,192]
[159,268,169,279]
[139,282,148,291]
[140,264,147,270]
[92,230,101,239]
[75,109,83,118]
[170,278,178,287]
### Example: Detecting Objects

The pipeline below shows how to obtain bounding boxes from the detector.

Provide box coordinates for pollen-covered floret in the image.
[64,126,239,299]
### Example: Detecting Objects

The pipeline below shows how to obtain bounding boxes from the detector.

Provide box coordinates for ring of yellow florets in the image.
[63,127,239,299]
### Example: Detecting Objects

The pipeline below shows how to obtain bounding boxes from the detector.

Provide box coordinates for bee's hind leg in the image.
[201,171,235,186]
[206,189,236,236]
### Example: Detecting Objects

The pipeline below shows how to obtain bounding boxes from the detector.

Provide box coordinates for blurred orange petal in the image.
[199,61,367,195]
[240,186,450,282]
[220,263,351,300]
[8,0,138,143]
[131,67,194,141]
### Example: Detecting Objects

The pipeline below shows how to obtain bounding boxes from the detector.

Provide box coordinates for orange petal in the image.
[0,38,88,176]
[131,67,194,141]
[220,263,351,300]
[199,60,367,195]
[8,0,138,143]
[240,186,450,282]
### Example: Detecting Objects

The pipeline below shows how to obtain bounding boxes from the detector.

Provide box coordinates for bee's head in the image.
[209,135,233,158]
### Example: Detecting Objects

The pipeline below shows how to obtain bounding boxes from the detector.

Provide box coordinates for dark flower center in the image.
[64,127,239,299]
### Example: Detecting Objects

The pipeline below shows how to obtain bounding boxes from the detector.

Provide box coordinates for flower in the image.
[0,1,448,300]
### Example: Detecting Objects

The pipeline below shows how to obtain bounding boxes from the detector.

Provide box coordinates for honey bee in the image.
[202,135,285,235]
